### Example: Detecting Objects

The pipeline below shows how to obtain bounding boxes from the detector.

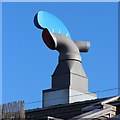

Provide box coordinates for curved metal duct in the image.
[42,28,90,62]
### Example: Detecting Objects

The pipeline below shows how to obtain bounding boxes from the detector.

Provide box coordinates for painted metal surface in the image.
[34,11,71,38]
[34,11,96,108]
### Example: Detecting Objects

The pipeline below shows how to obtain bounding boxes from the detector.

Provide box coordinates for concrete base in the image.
[42,88,97,108]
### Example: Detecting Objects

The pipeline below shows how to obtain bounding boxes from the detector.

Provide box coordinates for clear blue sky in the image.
[2,2,118,109]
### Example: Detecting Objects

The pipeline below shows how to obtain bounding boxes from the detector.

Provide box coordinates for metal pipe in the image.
[74,41,90,52]
[42,29,90,62]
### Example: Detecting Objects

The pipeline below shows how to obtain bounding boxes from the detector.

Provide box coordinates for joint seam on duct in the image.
[52,72,88,79]
[59,59,82,63]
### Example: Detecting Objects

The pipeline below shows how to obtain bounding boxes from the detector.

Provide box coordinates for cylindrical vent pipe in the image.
[42,28,90,62]
[74,41,90,52]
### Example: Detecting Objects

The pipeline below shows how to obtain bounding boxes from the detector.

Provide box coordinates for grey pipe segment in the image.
[42,28,90,62]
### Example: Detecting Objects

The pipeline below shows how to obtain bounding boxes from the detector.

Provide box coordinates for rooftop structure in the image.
[26,96,120,120]
[34,11,96,108]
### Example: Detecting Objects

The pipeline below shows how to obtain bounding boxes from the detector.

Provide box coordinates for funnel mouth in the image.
[42,29,57,50]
